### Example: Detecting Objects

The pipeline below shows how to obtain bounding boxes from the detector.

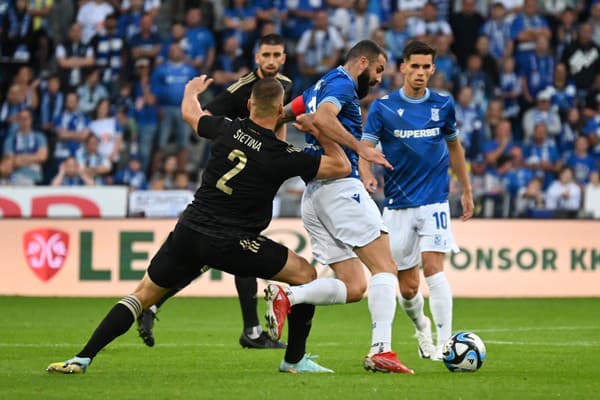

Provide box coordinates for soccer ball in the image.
[442,331,486,372]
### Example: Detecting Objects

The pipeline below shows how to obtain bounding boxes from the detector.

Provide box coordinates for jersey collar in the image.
[338,66,357,88]
[245,118,275,137]
[399,88,430,103]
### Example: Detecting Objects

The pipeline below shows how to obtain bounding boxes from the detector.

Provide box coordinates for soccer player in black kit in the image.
[136,34,293,349]
[47,75,350,374]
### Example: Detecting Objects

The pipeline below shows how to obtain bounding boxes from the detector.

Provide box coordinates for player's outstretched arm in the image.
[358,141,378,194]
[275,96,303,133]
[312,102,392,170]
[181,75,214,134]
[293,113,351,179]
[447,139,474,221]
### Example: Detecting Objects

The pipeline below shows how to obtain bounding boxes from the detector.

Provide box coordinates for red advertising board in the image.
[0,187,128,217]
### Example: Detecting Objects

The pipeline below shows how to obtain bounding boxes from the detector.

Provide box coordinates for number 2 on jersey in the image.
[217,149,247,195]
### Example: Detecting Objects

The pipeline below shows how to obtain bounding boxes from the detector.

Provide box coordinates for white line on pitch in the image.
[0,341,397,348]
[2,340,599,348]
[470,326,599,333]
[484,340,599,347]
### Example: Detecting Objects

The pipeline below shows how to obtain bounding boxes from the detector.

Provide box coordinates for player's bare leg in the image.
[47,274,169,373]
[397,266,436,359]
[354,233,413,374]
[266,251,333,372]
[329,258,367,302]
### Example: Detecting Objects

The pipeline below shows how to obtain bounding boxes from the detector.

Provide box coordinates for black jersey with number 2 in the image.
[179,115,321,238]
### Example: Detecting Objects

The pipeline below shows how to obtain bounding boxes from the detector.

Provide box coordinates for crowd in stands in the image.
[0,0,599,218]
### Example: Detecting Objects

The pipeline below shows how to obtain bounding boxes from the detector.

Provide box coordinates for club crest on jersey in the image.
[22,228,69,282]
[431,108,440,121]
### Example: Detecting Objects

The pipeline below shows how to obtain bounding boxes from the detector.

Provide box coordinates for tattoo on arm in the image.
[274,103,297,132]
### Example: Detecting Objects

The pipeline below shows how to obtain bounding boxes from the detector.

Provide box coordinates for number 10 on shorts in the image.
[433,211,448,230]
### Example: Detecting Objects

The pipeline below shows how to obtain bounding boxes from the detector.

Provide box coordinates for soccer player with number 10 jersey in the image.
[360,40,474,360]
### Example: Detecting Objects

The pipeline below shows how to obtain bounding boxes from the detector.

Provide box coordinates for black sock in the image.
[285,303,315,364]
[77,297,140,359]
[235,276,259,330]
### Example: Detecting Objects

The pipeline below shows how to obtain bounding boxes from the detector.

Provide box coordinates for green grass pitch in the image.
[1,296,599,399]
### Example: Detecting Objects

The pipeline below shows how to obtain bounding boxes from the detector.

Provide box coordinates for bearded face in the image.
[357,68,372,99]
[255,44,286,78]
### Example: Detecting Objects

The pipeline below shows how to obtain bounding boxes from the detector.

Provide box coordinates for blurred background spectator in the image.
[76,0,115,45]
[49,90,90,180]
[75,133,111,185]
[88,98,122,169]
[55,23,96,91]
[184,7,216,73]
[211,35,250,93]
[50,156,94,186]
[222,0,258,62]
[77,67,109,115]
[0,0,596,220]
[3,108,47,185]
[515,176,545,217]
[89,13,125,96]
[294,9,344,95]
[150,43,197,170]
[545,165,581,217]
[113,155,148,190]
[331,0,380,51]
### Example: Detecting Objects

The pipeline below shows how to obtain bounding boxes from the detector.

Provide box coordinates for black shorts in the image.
[147,223,289,289]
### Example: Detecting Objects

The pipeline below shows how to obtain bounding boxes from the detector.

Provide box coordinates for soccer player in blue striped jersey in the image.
[359,40,474,360]
[265,40,414,374]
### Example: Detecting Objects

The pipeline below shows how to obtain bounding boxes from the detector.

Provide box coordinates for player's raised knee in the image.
[280,254,317,285]
[296,265,317,284]
[345,280,367,303]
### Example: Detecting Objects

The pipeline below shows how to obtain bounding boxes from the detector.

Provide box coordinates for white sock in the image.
[399,292,428,331]
[70,356,91,365]
[287,278,347,306]
[426,271,453,347]
[368,272,397,354]
[245,325,263,339]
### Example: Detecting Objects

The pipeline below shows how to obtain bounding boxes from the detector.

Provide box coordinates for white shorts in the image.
[301,178,387,265]
[383,201,459,271]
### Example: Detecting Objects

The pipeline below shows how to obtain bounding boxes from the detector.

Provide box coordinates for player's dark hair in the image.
[258,33,285,47]
[251,77,283,99]
[250,77,284,119]
[402,40,436,62]
[346,39,387,63]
